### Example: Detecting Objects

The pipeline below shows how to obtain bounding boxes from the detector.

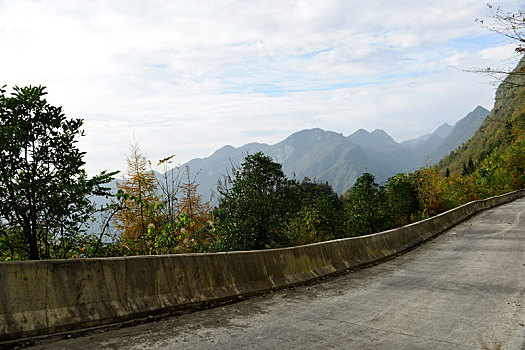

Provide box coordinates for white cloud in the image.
[0,0,523,175]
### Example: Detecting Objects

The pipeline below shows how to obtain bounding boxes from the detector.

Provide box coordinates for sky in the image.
[1,0,523,176]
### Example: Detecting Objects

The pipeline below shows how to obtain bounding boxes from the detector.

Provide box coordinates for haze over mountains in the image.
[98,105,489,206]
[169,105,488,202]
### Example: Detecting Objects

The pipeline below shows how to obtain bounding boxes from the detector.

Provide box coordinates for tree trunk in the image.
[28,221,39,260]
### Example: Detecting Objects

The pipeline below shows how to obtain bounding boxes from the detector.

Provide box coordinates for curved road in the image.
[32,197,525,349]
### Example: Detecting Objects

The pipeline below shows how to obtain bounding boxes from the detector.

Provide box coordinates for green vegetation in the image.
[438,56,525,199]
[1,19,524,259]
[0,85,116,260]
[101,50,524,254]
[343,173,388,236]
[216,152,300,250]
[104,145,215,256]
[2,66,524,260]
[439,56,525,176]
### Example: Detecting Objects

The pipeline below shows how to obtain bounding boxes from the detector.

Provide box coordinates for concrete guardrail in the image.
[1,189,524,341]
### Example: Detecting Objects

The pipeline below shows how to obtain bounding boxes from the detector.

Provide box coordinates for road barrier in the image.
[1,189,524,341]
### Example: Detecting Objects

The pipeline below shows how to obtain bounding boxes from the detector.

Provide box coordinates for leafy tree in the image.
[384,173,419,227]
[0,224,25,261]
[217,152,299,250]
[0,85,115,260]
[442,172,479,208]
[414,167,448,217]
[297,178,343,239]
[285,205,323,246]
[462,157,476,176]
[114,141,161,243]
[499,140,525,189]
[344,172,388,236]
[475,140,525,198]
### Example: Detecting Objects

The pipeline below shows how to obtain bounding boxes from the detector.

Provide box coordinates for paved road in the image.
[31,197,525,349]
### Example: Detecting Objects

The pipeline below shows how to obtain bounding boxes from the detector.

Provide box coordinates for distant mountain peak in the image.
[472,105,489,113]
[284,128,343,142]
[456,106,489,126]
[433,122,453,139]
[241,142,269,148]
[437,122,452,128]
[163,105,487,204]
[347,128,397,151]
[371,129,396,143]
[429,105,489,161]
[211,145,236,157]
[351,128,369,136]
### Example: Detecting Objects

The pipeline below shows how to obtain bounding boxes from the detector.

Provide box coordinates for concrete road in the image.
[31,197,525,350]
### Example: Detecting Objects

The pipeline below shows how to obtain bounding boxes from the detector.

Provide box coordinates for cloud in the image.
[0,0,523,175]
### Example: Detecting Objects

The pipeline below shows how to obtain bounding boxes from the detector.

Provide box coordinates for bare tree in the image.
[469,4,525,88]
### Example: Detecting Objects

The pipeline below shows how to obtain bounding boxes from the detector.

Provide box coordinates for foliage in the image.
[343,173,388,236]
[175,166,214,251]
[437,54,525,215]
[439,57,525,175]
[413,167,448,217]
[112,151,216,255]
[285,179,343,244]
[0,85,116,260]
[441,172,479,208]
[216,152,300,250]
[113,141,162,247]
[4,37,525,260]
[384,173,419,227]
[475,139,525,198]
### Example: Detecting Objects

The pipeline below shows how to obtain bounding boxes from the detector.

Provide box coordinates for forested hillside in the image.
[439,56,525,179]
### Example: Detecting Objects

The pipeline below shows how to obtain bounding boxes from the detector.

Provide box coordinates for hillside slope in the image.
[438,56,525,173]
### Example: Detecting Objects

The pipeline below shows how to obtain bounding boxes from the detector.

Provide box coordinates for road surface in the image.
[29,197,525,349]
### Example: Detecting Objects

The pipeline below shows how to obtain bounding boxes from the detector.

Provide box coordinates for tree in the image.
[384,173,419,227]
[176,166,212,251]
[344,172,387,236]
[473,5,525,88]
[414,167,447,217]
[217,152,299,250]
[462,156,476,176]
[153,154,181,232]
[114,141,161,243]
[0,85,115,260]
[298,178,343,239]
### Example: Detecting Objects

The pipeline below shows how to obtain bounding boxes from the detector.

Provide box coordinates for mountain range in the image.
[167,105,489,202]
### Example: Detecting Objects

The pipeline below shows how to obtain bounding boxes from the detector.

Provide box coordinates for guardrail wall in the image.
[1,189,524,341]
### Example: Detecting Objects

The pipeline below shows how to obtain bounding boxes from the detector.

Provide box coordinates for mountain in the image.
[434,123,454,138]
[348,129,398,152]
[430,105,489,161]
[157,105,487,203]
[439,56,525,173]
[401,123,452,148]
[94,106,488,208]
